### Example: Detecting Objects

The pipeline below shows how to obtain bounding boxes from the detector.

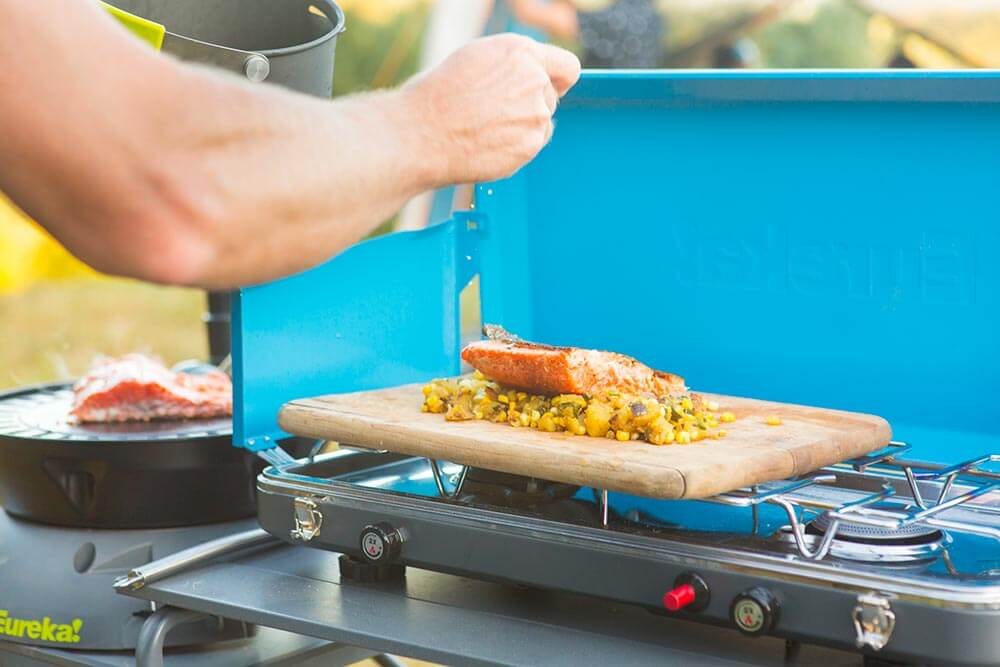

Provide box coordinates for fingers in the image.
[532,42,581,97]
[543,82,558,115]
[543,118,555,147]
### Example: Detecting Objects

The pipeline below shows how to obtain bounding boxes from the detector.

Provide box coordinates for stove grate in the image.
[0,384,230,442]
[708,442,1000,560]
[404,441,1000,563]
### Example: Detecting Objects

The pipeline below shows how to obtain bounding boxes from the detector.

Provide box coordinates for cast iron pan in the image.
[0,383,313,528]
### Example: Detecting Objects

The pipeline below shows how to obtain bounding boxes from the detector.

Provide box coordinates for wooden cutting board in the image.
[279,385,891,499]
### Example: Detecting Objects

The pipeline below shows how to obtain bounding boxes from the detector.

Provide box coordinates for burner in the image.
[810,511,942,542]
[460,467,580,507]
[780,507,952,564]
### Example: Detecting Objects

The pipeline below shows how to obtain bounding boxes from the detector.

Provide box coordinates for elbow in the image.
[126,224,218,287]
[87,170,225,288]
[85,216,218,287]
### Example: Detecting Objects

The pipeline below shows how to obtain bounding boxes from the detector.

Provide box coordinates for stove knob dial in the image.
[663,572,711,613]
[730,588,779,637]
[663,584,697,612]
[359,522,405,563]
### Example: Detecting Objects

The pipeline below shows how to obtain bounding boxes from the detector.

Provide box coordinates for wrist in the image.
[390,83,450,190]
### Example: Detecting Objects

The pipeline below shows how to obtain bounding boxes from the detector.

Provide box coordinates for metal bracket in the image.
[255,441,296,465]
[853,593,896,651]
[429,460,469,498]
[136,607,211,667]
[114,528,275,592]
[290,497,323,541]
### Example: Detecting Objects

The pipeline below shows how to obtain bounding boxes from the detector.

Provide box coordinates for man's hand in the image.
[404,34,581,185]
[0,1,581,289]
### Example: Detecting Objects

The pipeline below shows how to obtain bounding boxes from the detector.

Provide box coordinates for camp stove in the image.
[214,69,1000,665]
[241,442,1000,665]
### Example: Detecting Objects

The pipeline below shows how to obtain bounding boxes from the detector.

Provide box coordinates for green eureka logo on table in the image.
[0,610,83,643]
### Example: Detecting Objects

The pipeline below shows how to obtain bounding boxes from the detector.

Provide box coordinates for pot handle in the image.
[97,1,270,83]
[98,2,166,51]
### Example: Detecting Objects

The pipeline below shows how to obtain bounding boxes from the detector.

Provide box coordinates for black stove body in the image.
[253,447,1000,666]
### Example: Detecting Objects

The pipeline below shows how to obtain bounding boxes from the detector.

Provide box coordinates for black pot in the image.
[102,0,346,367]
[0,383,313,528]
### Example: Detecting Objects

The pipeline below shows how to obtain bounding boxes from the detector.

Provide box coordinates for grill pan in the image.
[0,383,311,528]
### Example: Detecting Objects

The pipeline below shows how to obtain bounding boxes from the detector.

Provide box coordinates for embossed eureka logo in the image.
[0,610,83,643]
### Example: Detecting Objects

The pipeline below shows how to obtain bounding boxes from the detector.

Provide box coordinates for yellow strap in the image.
[98,1,165,51]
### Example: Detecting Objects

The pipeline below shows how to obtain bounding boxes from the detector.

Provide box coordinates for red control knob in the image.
[663,583,697,612]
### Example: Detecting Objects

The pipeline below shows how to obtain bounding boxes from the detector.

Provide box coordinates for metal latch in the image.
[290,497,323,541]
[853,593,896,651]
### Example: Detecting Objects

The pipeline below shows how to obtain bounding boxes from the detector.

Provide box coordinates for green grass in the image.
[0,279,207,390]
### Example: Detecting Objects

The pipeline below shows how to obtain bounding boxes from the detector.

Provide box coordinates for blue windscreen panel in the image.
[478,71,1000,464]
[232,217,477,451]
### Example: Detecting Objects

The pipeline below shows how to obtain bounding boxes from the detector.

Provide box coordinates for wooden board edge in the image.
[279,388,895,500]
[279,401,691,499]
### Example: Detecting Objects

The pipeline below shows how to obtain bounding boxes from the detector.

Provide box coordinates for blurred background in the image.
[3,0,1000,390]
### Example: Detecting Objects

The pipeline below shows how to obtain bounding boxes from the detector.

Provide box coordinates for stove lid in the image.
[233,71,1000,462]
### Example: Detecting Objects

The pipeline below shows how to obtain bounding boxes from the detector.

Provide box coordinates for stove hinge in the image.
[852,593,896,651]
[453,209,484,289]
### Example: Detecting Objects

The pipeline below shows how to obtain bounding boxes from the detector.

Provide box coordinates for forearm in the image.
[0,1,439,288]
[136,70,441,287]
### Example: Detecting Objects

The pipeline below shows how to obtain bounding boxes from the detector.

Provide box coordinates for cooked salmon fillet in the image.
[71,354,232,423]
[460,339,686,397]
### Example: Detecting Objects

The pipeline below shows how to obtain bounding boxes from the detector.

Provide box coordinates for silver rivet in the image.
[243,55,269,83]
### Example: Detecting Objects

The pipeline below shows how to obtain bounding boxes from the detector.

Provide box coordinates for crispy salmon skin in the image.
[460,339,686,397]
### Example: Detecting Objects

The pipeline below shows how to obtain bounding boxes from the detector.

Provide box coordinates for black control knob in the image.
[730,587,780,636]
[359,522,404,563]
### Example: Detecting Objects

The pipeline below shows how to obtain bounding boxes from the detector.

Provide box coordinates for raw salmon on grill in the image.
[460,339,686,397]
[70,354,232,423]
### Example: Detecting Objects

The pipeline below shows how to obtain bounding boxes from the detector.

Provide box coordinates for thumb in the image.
[534,43,581,97]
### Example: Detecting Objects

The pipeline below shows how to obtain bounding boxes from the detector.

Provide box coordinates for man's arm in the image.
[0,2,579,288]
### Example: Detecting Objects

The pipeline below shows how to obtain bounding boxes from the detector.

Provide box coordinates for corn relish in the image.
[422,371,734,445]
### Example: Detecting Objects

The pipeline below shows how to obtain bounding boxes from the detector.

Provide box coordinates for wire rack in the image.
[263,438,1000,563]
[413,441,1000,561]
[709,442,1000,560]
